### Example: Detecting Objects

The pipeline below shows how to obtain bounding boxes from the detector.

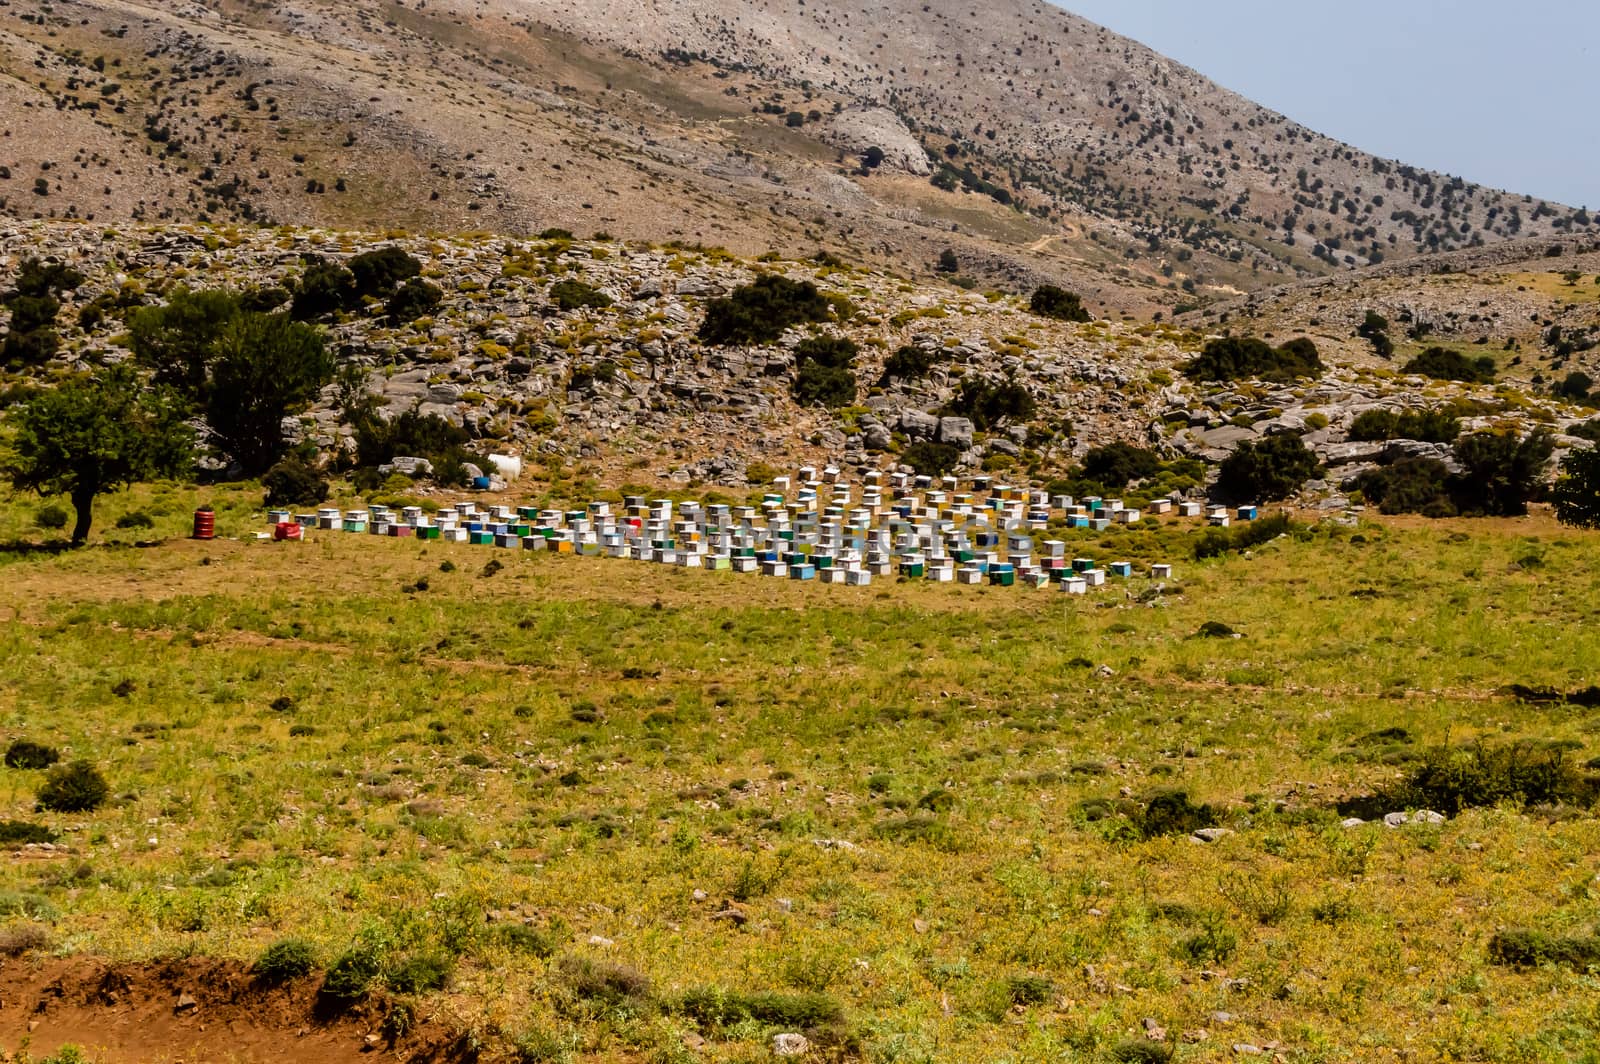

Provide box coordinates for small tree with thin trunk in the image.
[3,366,192,543]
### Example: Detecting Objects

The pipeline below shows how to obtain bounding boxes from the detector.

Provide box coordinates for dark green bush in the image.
[1347,408,1461,443]
[1029,284,1091,322]
[881,344,938,382]
[0,820,58,846]
[1355,458,1455,516]
[114,510,154,530]
[901,441,961,478]
[5,740,61,770]
[677,987,842,1028]
[387,278,443,322]
[1193,513,1297,559]
[943,377,1034,429]
[387,951,454,993]
[1184,336,1324,383]
[1382,743,1589,816]
[698,276,834,346]
[1112,1040,1175,1064]
[1080,442,1161,489]
[322,946,383,999]
[791,336,858,408]
[1137,790,1217,839]
[1214,435,1321,502]
[36,760,110,813]
[560,957,653,1009]
[1450,430,1554,516]
[254,938,317,983]
[548,279,613,312]
[290,258,359,320]
[1402,347,1496,383]
[35,504,68,531]
[262,456,329,508]
[496,923,559,957]
[1488,929,1600,971]
[1004,973,1054,1006]
[347,247,422,299]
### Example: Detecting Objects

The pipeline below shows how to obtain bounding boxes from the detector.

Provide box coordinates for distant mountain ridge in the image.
[0,0,1584,310]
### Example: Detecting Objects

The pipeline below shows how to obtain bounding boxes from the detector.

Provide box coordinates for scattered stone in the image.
[1233,1044,1264,1056]
[772,1032,810,1056]
[1340,817,1366,828]
[1142,1017,1168,1041]
[1192,828,1234,843]
[174,991,198,1013]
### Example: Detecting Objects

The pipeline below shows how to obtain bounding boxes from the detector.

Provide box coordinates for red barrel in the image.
[192,506,215,540]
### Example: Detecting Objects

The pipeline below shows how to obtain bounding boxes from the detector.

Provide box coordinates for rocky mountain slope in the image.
[0,0,1583,316]
[5,221,1595,502]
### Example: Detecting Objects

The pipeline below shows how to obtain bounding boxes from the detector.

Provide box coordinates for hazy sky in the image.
[1058,1,1599,209]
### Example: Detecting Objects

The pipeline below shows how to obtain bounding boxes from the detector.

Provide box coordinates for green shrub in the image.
[5,740,61,770]
[387,278,443,322]
[1214,435,1321,502]
[548,279,613,312]
[1382,743,1589,816]
[677,987,842,1028]
[1193,513,1297,559]
[496,923,559,957]
[1112,1040,1175,1064]
[322,945,384,999]
[1004,973,1054,1006]
[0,820,58,846]
[347,247,422,298]
[1355,459,1455,516]
[1403,347,1496,383]
[387,951,454,993]
[698,276,834,346]
[114,510,155,530]
[881,344,938,382]
[35,504,68,530]
[559,957,653,1009]
[1487,929,1600,971]
[262,456,329,508]
[1137,790,1217,839]
[901,441,961,478]
[36,761,110,813]
[1553,445,1600,529]
[1347,408,1461,443]
[1029,284,1091,322]
[1079,442,1161,489]
[291,258,359,320]
[254,938,317,983]
[792,337,858,408]
[943,377,1034,430]
[1184,336,1324,383]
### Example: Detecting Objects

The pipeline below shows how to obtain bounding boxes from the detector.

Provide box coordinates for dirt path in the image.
[0,956,466,1064]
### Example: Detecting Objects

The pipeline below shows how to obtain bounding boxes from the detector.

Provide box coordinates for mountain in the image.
[0,0,1586,313]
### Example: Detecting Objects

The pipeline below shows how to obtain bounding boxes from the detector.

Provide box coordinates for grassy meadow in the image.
[2,484,1600,1062]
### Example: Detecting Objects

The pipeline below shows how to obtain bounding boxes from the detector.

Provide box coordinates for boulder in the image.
[938,416,975,448]
[900,410,939,438]
[820,108,932,175]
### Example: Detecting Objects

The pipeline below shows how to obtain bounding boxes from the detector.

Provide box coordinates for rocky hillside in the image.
[4,221,1595,505]
[0,0,1582,317]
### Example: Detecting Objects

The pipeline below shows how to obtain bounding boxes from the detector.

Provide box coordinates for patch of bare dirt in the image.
[0,956,470,1064]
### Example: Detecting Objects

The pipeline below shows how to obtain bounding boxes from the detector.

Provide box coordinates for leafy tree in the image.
[2,257,84,368]
[262,455,330,507]
[1555,371,1594,402]
[1185,336,1324,384]
[1450,430,1554,516]
[861,146,886,170]
[1029,285,1091,323]
[1552,446,1600,528]
[3,366,192,542]
[128,288,244,396]
[1214,434,1321,502]
[944,377,1034,430]
[698,276,835,346]
[1402,347,1496,384]
[1355,458,1456,517]
[881,344,938,382]
[290,258,359,320]
[1347,408,1460,443]
[387,278,443,322]
[347,247,421,299]
[1357,310,1394,359]
[206,314,335,474]
[791,336,857,408]
[1079,442,1161,489]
